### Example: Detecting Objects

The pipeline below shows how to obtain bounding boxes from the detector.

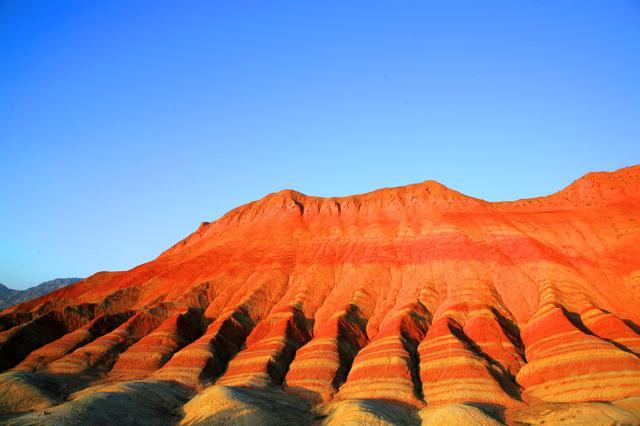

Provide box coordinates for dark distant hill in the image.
[0,278,82,310]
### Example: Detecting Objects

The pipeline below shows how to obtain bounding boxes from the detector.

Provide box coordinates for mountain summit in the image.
[1,166,640,424]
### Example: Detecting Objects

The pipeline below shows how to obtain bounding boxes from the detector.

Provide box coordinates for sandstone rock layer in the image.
[2,166,640,423]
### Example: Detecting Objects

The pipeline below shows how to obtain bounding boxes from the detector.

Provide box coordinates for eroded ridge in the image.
[0,304,96,371]
[579,305,640,357]
[284,303,369,403]
[108,307,204,380]
[152,304,255,388]
[515,303,640,402]
[217,304,310,387]
[48,303,173,375]
[418,303,522,408]
[334,301,430,405]
[16,312,133,372]
[463,305,525,378]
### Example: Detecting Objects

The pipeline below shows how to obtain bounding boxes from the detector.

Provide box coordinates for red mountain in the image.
[1,166,640,424]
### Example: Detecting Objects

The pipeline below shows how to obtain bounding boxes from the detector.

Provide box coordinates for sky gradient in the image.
[1,1,640,288]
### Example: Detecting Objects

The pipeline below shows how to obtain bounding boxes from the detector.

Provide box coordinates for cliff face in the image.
[1,166,640,423]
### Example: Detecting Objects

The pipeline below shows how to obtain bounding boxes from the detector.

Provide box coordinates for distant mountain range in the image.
[0,278,82,311]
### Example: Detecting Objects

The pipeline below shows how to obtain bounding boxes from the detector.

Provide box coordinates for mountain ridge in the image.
[0,278,82,311]
[1,165,640,424]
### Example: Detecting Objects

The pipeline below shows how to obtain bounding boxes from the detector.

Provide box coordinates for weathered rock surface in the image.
[2,165,640,424]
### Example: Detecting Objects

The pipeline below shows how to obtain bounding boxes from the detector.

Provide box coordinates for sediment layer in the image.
[2,166,640,423]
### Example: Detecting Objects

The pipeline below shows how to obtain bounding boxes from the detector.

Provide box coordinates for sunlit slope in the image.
[1,166,640,424]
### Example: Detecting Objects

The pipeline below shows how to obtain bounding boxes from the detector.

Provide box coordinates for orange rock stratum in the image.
[2,166,640,425]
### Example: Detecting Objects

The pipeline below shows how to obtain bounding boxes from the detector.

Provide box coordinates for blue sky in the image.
[1,1,639,288]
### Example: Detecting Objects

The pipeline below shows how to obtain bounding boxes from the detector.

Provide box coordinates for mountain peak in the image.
[162,166,640,257]
[560,164,640,203]
[215,178,483,227]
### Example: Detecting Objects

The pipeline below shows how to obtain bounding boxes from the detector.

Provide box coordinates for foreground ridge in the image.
[1,166,640,424]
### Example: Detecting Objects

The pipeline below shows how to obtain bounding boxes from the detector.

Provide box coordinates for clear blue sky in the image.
[1,1,639,288]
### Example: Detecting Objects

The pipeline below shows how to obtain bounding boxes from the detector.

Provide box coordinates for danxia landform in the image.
[1,166,640,425]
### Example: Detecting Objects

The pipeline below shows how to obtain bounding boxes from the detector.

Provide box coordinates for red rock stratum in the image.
[1,166,640,425]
